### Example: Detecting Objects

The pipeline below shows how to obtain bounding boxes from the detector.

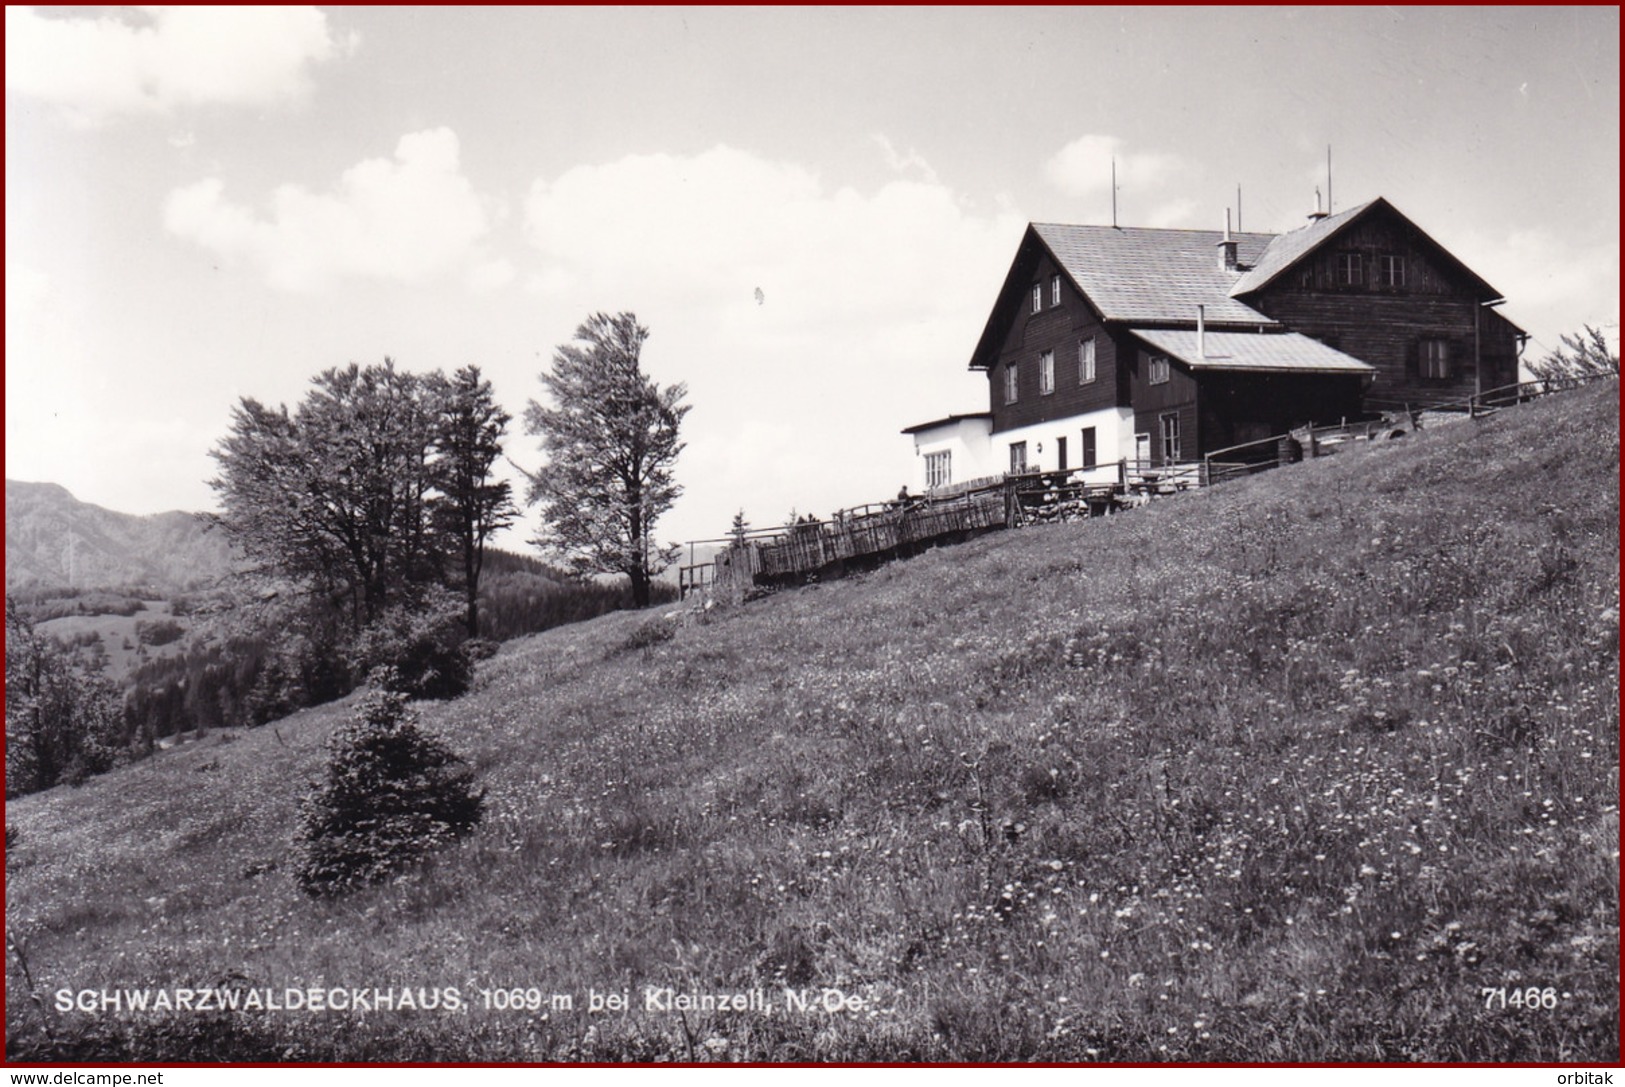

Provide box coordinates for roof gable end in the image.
[1229,197,1505,300]
[968,222,1282,370]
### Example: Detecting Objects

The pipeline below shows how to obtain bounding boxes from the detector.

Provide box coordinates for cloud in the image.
[164,128,501,291]
[1145,199,1200,229]
[519,145,1028,542]
[1453,227,1620,349]
[871,133,940,185]
[5,6,348,124]
[1045,134,1184,198]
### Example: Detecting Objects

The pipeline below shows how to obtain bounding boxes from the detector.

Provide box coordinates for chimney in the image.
[1197,304,1206,359]
[1307,185,1329,222]
[1217,209,1239,271]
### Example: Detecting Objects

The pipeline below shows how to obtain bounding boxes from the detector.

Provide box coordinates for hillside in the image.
[4,480,240,592]
[5,382,1618,1063]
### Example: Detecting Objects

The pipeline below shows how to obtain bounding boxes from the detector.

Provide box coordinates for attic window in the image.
[1032,284,1042,314]
[1337,252,1363,287]
[1380,254,1406,288]
[1148,355,1171,385]
[1005,362,1019,404]
[1050,275,1061,307]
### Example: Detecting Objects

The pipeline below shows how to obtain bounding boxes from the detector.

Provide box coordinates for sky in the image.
[5,6,1619,551]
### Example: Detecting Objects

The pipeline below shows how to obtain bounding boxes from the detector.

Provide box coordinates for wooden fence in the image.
[678,374,1614,599]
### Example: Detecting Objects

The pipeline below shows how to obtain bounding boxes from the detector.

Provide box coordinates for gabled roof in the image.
[969,222,1279,370]
[1225,201,1374,296]
[1228,196,1507,302]
[1033,222,1278,326]
[968,200,1521,372]
[1129,329,1377,375]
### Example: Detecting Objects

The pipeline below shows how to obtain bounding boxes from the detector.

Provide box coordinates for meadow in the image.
[5,382,1617,1062]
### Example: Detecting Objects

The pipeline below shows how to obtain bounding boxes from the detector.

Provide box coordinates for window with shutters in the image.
[1420,339,1450,380]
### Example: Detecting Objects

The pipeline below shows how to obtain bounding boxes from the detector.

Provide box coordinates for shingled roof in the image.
[1225,200,1375,296]
[1032,222,1278,326]
[1129,328,1377,375]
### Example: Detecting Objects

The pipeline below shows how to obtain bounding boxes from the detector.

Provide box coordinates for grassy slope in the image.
[6,384,1618,1062]
[37,603,188,681]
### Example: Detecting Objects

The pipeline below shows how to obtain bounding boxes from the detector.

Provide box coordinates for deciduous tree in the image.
[524,312,690,607]
[1527,324,1619,383]
[427,366,515,637]
[210,361,445,630]
[4,600,123,796]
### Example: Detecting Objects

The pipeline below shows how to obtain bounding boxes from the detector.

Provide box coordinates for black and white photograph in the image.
[4,5,1619,1068]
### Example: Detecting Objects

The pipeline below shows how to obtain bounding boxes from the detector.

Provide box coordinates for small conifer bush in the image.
[294,688,484,897]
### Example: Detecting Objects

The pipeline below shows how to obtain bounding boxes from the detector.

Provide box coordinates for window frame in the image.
[1160,411,1182,463]
[1050,274,1061,307]
[1148,355,1171,385]
[924,450,952,490]
[1080,426,1097,469]
[1380,254,1406,288]
[1039,349,1055,396]
[1337,252,1363,287]
[1004,362,1019,404]
[1009,441,1028,474]
[1079,336,1096,384]
[1031,284,1042,314]
[1420,338,1451,381]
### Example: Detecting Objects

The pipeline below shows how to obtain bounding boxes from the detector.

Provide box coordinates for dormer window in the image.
[1050,275,1061,306]
[1032,284,1042,314]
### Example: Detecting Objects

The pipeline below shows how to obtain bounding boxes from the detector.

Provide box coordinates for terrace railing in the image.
[678,373,1613,599]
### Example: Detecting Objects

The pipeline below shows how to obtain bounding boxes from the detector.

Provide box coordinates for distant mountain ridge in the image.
[5,480,241,591]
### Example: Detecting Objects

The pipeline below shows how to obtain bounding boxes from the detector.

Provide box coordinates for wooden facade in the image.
[987,244,1123,436]
[952,199,1524,467]
[1240,202,1523,408]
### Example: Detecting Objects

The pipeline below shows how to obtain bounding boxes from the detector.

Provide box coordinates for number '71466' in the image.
[1482,986,1559,1010]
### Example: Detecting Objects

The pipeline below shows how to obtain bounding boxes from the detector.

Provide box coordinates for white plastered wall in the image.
[907,417,994,492]
[992,406,1137,485]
